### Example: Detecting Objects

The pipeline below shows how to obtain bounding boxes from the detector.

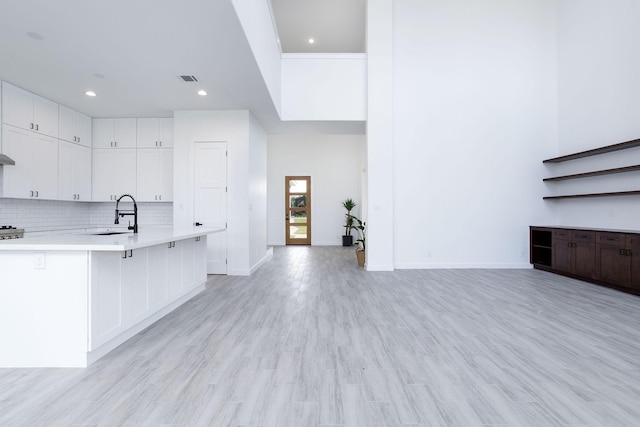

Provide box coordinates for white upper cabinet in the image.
[92,148,137,201]
[136,118,173,148]
[59,140,92,201]
[136,149,173,202]
[1,124,58,200]
[59,105,92,147]
[92,118,136,149]
[2,82,59,138]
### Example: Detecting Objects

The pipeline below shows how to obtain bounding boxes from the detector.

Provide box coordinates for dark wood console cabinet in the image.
[530,226,640,295]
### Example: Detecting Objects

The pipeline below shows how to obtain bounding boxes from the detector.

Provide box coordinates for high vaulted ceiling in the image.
[270,0,366,53]
[0,0,365,135]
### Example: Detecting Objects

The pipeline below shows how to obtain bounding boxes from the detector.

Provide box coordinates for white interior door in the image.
[194,142,227,274]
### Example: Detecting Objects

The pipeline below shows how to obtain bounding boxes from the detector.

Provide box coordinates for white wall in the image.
[249,114,269,269]
[366,0,395,271]
[392,0,557,268]
[267,135,365,246]
[231,0,282,114]
[173,110,269,275]
[555,0,640,229]
[280,54,367,121]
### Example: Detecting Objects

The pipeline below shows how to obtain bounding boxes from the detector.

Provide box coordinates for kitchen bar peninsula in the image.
[0,226,223,367]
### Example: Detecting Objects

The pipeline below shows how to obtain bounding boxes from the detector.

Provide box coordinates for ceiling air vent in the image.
[179,75,198,82]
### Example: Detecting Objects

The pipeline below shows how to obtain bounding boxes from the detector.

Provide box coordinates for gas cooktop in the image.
[0,226,24,239]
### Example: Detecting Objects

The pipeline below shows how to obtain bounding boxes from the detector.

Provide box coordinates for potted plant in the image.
[349,214,366,267]
[341,198,356,246]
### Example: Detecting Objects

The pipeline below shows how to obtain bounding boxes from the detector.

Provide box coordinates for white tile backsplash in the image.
[90,202,173,226]
[0,198,172,230]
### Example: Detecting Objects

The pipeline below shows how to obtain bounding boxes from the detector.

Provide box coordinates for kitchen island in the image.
[0,226,223,367]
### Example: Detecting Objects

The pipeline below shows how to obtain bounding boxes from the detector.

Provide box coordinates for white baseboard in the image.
[250,247,274,274]
[394,262,533,269]
[87,283,205,366]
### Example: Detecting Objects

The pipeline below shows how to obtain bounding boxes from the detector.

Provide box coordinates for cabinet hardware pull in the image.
[30,123,34,130]
[159,141,162,147]
[35,124,39,131]
[30,190,34,197]
[620,249,626,256]
[159,195,161,200]
[567,242,571,247]
[78,137,80,143]
[35,191,38,197]
[195,236,200,242]
[627,249,632,256]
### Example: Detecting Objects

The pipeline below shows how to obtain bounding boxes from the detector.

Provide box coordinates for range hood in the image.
[0,154,16,165]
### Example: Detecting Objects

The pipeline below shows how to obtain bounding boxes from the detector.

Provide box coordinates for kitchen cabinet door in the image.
[1,82,58,137]
[90,252,124,350]
[181,238,196,290]
[137,118,173,148]
[2,82,32,130]
[59,106,92,147]
[33,95,59,137]
[148,245,169,310]
[31,133,59,200]
[113,149,137,198]
[574,241,596,279]
[136,148,172,201]
[92,118,136,149]
[124,248,150,325]
[59,141,91,201]
[0,124,58,199]
[553,238,572,274]
[92,148,136,201]
[1,125,30,198]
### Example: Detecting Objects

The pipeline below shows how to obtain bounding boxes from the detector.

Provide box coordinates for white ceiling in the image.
[0,0,365,135]
[270,0,366,53]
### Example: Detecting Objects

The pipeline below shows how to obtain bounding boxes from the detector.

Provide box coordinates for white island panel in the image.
[0,251,88,368]
[0,227,220,367]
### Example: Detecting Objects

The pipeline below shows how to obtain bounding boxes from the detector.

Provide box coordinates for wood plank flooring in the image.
[2,245,640,426]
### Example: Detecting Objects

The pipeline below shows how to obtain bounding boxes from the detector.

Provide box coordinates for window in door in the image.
[285,176,311,245]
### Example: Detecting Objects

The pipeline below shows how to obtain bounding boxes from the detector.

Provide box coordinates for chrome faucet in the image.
[114,194,138,233]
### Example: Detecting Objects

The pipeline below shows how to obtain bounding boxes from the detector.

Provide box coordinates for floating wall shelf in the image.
[543,138,640,200]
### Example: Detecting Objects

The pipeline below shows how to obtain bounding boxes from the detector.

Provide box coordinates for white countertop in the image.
[0,226,224,251]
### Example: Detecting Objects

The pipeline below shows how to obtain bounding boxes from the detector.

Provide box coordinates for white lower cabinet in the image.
[89,237,207,352]
[90,248,149,350]
[148,245,169,309]
[92,148,137,201]
[90,251,125,350]
[1,124,58,199]
[59,140,91,201]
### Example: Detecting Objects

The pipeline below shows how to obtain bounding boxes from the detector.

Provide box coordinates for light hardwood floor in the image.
[2,246,640,426]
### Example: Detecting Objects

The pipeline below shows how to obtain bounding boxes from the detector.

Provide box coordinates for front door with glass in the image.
[285,176,311,245]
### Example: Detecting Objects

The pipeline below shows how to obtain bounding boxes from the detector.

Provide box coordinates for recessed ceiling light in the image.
[93,73,106,79]
[308,38,315,44]
[197,90,207,96]
[85,91,96,97]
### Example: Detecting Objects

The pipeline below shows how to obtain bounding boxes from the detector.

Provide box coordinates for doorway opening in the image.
[285,176,311,245]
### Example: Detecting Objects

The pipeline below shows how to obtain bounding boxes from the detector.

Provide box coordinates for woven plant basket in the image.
[356,249,365,267]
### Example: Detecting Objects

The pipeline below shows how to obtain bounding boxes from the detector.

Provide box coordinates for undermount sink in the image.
[92,231,131,236]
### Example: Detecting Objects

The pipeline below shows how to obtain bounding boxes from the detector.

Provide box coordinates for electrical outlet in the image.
[34,252,46,270]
